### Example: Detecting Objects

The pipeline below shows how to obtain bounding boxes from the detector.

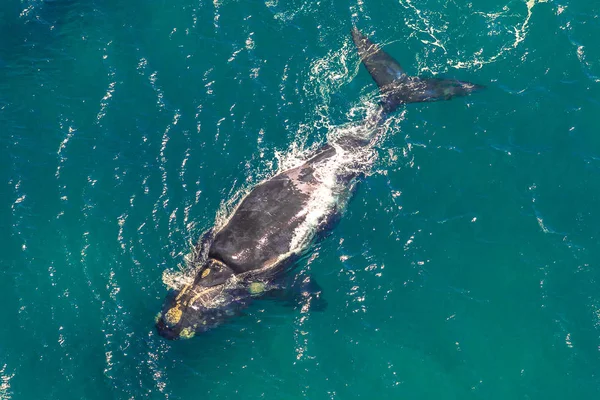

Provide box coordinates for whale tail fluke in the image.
[351,27,484,113]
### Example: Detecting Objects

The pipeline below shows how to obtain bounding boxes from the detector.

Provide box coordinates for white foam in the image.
[0,364,14,400]
[162,40,405,290]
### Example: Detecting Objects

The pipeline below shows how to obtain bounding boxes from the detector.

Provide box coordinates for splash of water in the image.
[161,38,404,291]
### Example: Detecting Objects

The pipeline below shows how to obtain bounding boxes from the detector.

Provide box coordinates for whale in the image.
[155,27,483,340]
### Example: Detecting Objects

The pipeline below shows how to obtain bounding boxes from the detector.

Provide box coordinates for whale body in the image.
[155,28,483,340]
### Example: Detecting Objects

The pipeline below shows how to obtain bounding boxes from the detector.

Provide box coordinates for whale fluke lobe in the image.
[351,27,407,90]
[351,27,484,113]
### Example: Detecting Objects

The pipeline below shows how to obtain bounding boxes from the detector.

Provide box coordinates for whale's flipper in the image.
[351,27,484,113]
[260,274,328,312]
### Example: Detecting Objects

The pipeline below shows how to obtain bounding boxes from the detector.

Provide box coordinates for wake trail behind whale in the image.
[162,101,403,291]
[161,30,411,291]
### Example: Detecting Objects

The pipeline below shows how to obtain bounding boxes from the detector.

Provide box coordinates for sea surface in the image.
[1,0,599,398]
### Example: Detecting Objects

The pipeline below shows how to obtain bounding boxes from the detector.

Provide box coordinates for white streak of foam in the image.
[400,0,448,52]
[19,5,33,18]
[56,117,77,179]
[593,302,600,331]
[0,364,14,400]
[149,71,166,109]
[213,0,221,30]
[452,0,547,70]
[57,126,76,156]
[515,0,547,47]
[117,214,127,251]
[12,195,26,211]
[559,4,600,83]
[306,39,356,106]
[156,111,181,210]
[97,73,116,123]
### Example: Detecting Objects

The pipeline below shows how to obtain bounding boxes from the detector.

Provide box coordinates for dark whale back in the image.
[208,146,337,273]
[208,174,308,273]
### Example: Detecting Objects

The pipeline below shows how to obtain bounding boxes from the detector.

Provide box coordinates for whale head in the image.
[155,258,251,340]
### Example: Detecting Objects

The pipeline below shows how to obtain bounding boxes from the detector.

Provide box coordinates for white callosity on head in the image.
[164,306,182,326]
[248,282,267,295]
[179,327,195,339]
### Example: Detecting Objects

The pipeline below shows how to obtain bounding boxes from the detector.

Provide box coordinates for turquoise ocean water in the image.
[1,0,599,398]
